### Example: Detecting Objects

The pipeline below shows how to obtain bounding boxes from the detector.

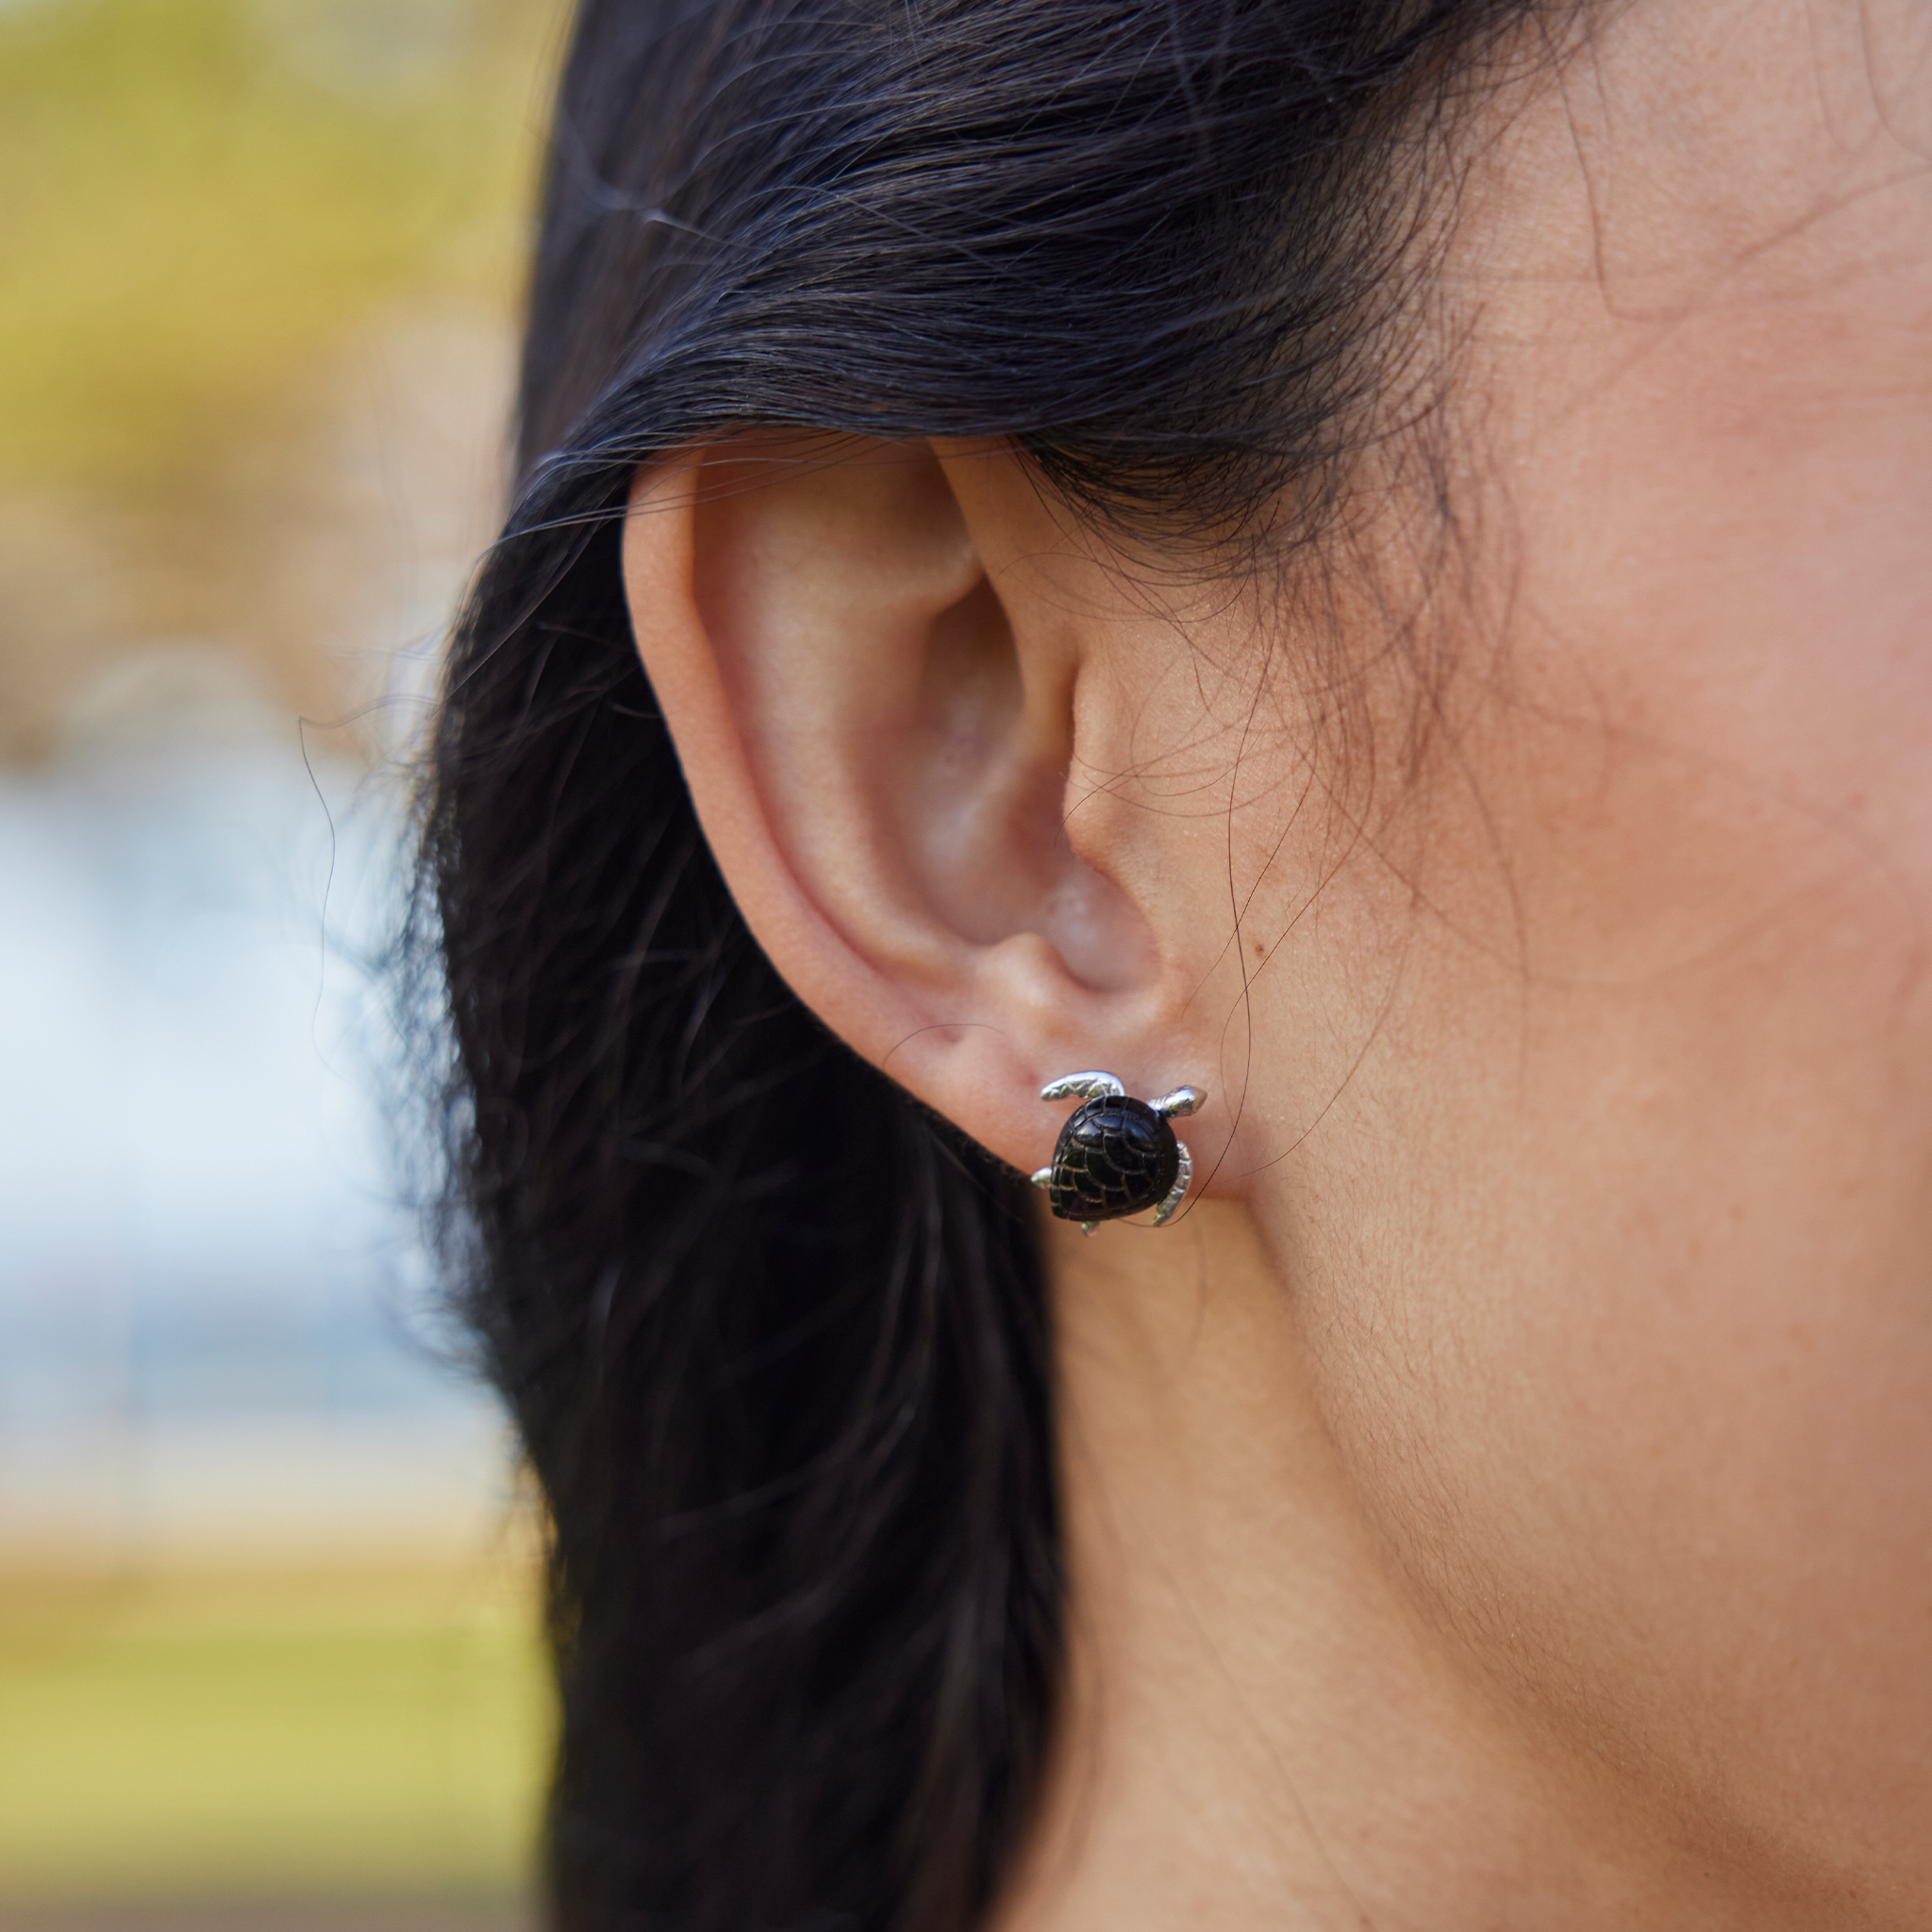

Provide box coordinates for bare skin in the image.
[621,0,1932,1923]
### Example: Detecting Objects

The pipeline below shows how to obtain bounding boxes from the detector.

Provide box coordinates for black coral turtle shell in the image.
[1046,1096,1181,1223]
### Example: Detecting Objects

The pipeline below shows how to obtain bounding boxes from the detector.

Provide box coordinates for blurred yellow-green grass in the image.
[0,1565,551,1907]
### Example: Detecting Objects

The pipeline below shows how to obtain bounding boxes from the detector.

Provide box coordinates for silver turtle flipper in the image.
[1040,1070,1126,1103]
[1151,1140,1193,1226]
[1029,1165,1054,1190]
[1148,1085,1207,1120]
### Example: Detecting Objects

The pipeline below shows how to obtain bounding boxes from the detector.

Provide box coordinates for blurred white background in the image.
[0,650,502,1574]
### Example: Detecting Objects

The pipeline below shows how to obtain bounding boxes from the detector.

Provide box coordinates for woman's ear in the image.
[622,435,1237,1187]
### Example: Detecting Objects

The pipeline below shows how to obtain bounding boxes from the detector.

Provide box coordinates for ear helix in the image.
[1030,1072,1207,1235]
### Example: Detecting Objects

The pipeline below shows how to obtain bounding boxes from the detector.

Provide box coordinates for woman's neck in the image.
[991,1201,1809,1932]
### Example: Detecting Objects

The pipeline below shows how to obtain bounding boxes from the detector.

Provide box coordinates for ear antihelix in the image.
[1031,1071,1208,1235]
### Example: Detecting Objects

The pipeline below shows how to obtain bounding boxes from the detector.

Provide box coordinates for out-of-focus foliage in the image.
[0,0,557,500]
[0,0,563,759]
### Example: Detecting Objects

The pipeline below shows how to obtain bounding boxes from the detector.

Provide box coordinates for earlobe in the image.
[621,437,1221,1191]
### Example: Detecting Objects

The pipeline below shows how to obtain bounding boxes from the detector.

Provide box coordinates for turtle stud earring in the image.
[1030,1072,1207,1235]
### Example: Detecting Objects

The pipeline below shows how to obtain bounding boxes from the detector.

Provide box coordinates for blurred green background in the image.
[0,1,568,1925]
[0,0,564,754]
[0,1563,547,1919]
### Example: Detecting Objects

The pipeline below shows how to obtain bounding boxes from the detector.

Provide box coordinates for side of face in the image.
[617,0,1932,1897]
[1206,0,1932,1890]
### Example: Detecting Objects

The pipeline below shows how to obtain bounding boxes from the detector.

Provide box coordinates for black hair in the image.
[416,3,1559,1927]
